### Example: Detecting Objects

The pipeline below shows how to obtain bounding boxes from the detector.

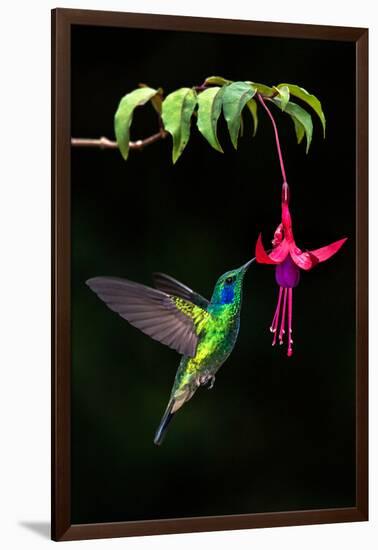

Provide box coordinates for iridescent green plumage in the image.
[86,258,254,446]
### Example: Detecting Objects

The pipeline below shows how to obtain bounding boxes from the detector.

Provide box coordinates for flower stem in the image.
[257,94,287,185]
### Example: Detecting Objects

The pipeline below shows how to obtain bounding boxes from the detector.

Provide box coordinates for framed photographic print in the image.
[52,8,368,542]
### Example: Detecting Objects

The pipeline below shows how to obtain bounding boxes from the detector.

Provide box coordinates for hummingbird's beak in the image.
[241,257,256,272]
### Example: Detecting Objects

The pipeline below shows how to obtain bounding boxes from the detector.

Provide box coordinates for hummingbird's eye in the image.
[225,276,235,285]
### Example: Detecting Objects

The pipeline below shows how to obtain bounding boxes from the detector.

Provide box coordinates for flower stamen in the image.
[269,286,295,355]
[279,287,288,344]
[270,286,283,336]
[287,288,293,357]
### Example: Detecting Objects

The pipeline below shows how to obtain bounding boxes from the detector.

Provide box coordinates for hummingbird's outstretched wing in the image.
[152,272,210,309]
[86,277,210,357]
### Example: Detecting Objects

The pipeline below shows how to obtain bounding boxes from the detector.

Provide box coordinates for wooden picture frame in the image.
[52,7,368,542]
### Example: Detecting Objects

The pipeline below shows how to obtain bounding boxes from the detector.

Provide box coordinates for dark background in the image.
[71,24,356,524]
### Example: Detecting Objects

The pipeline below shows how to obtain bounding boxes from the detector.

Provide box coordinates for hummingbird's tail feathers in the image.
[154,401,176,446]
[154,387,193,445]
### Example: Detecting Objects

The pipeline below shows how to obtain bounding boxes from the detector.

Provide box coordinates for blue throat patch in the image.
[221,285,235,305]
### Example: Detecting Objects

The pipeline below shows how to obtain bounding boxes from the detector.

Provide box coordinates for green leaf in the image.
[245,81,274,97]
[273,98,313,153]
[138,83,163,114]
[239,113,244,137]
[291,116,305,144]
[246,98,258,136]
[274,85,290,111]
[161,87,197,164]
[204,76,232,86]
[222,81,256,149]
[197,86,225,153]
[114,87,159,160]
[150,92,163,115]
[149,87,163,115]
[277,83,326,136]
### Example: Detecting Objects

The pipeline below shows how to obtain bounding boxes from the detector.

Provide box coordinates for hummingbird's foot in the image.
[199,373,215,390]
[207,375,216,390]
[198,373,216,389]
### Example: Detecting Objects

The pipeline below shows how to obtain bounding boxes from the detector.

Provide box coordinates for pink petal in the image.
[272,223,284,246]
[309,237,348,263]
[255,233,277,264]
[270,239,290,263]
[290,245,318,271]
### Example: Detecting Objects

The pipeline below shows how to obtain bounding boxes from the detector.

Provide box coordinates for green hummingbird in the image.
[86,257,254,446]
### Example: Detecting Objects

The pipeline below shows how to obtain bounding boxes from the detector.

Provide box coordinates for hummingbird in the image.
[86,257,255,446]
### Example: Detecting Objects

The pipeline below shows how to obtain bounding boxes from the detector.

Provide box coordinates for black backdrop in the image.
[71,24,356,524]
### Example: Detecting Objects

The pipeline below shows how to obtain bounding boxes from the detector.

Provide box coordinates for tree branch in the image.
[71,130,168,151]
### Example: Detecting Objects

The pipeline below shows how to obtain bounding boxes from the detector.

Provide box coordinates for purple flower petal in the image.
[275,255,300,288]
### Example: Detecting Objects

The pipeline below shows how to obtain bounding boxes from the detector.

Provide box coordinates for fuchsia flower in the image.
[256,94,347,357]
[256,182,347,356]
